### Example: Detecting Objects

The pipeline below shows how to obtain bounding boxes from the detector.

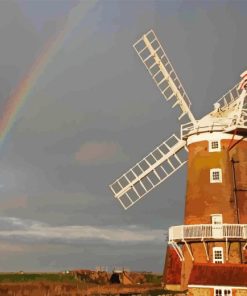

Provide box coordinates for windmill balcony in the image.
[181,121,228,139]
[181,121,247,139]
[168,224,247,243]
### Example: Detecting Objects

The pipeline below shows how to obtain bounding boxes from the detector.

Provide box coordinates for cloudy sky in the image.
[0,0,246,272]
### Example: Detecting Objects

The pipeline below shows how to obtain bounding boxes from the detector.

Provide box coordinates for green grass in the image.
[0,273,77,283]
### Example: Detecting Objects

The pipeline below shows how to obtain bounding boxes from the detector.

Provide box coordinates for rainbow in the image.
[0,0,96,145]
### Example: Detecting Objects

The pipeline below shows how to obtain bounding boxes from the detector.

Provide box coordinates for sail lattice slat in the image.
[109,134,187,210]
[216,83,241,110]
[133,30,196,124]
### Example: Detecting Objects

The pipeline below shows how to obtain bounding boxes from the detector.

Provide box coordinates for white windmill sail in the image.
[133,30,196,125]
[109,28,247,211]
[109,134,187,209]
[216,83,241,110]
[214,82,247,130]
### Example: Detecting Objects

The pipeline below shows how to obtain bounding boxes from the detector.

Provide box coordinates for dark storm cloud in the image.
[0,0,245,272]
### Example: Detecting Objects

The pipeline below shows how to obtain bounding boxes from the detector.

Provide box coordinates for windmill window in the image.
[211,214,223,224]
[209,140,221,152]
[213,247,224,264]
[214,288,232,296]
[210,168,222,183]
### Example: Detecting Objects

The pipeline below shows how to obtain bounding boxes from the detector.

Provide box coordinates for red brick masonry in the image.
[163,247,182,285]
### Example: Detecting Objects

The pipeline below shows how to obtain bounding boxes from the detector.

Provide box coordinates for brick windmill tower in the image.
[109,30,247,295]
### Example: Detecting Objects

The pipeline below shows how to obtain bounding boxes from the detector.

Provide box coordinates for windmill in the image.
[109,30,247,293]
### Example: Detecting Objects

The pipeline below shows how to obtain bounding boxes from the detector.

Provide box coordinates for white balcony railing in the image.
[180,121,236,139]
[169,224,247,242]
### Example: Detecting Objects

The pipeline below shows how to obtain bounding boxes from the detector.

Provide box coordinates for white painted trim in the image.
[187,132,246,146]
[188,285,247,290]
[168,223,247,242]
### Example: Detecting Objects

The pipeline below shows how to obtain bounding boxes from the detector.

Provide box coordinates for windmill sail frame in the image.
[109,134,187,209]
[133,30,196,124]
[109,29,247,211]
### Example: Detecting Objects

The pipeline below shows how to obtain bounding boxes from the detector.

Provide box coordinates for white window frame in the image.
[209,140,221,152]
[210,168,222,183]
[211,214,223,238]
[214,287,232,296]
[213,247,224,264]
[211,214,223,224]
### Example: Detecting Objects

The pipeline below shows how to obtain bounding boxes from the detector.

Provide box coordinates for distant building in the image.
[110,270,133,285]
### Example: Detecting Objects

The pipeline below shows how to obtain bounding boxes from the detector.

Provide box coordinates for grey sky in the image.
[0,0,245,272]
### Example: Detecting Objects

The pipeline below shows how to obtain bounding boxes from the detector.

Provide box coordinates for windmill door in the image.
[211,214,223,239]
